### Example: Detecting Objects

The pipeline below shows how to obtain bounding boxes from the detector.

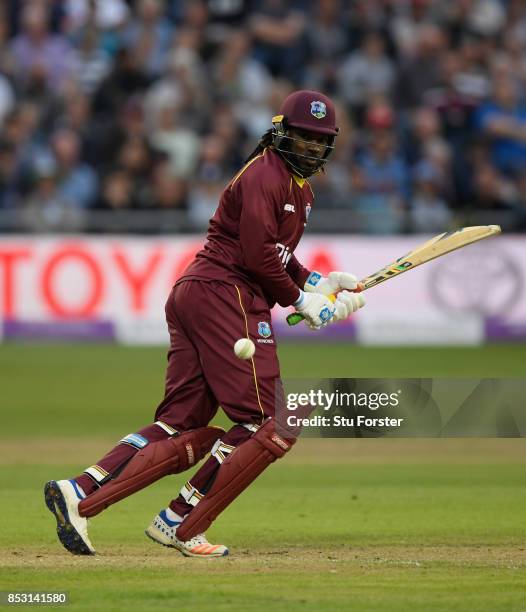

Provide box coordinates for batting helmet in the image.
[278,90,338,135]
[272,90,339,177]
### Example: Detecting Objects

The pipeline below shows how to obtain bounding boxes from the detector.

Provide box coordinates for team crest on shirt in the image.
[310,100,327,119]
[258,321,272,338]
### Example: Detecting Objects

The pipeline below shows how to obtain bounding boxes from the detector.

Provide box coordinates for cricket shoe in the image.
[44,479,95,555]
[145,510,229,557]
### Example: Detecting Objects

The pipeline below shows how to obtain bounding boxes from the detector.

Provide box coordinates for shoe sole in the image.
[44,481,94,556]
[144,525,174,548]
[144,527,228,558]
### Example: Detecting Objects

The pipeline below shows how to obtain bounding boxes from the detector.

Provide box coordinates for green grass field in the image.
[1,343,525,611]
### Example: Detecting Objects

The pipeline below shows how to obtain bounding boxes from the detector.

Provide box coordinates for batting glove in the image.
[331,290,366,322]
[305,290,366,330]
[304,271,360,296]
[293,290,335,329]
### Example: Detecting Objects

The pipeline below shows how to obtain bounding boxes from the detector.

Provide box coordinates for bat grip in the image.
[286,283,365,327]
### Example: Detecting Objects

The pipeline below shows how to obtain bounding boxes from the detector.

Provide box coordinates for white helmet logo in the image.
[310,100,327,119]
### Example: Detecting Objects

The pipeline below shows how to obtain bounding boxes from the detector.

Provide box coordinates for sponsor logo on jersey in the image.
[310,100,327,119]
[258,321,272,338]
[276,243,292,266]
[284,203,295,213]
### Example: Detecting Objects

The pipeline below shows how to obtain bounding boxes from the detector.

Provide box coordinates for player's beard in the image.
[273,131,335,178]
[278,145,326,178]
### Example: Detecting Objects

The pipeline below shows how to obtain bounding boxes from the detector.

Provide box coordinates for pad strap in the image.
[180,481,204,507]
[120,433,149,449]
[155,420,178,435]
[84,465,110,486]
[210,439,236,464]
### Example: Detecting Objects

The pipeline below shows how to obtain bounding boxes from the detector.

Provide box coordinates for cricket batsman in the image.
[44,90,366,557]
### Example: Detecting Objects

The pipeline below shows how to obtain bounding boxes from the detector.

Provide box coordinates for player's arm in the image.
[238,175,301,306]
[237,172,335,327]
[286,253,310,289]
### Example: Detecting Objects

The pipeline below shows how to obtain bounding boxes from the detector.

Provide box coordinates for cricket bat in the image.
[286,225,502,326]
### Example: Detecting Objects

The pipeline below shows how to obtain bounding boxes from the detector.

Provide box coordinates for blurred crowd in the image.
[1,0,526,234]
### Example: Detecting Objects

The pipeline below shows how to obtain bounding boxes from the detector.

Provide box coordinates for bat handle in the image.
[286,293,337,327]
[286,283,365,326]
[286,312,305,326]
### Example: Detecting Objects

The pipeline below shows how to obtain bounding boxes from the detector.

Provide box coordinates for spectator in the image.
[359,123,408,202]
[311,99,355,209]
[0,140,21,210]
[513,169,526,228]
[188,134,229,228]
[21,156,85,232]
[123,0,174,78]
[507,0,526,51]
[181,1,210,42]
[65,0,129,32]
[92,48,151,119]
[150,160,188,210]
[425,52,478,142]
[9,3,73,89]
[0,72,15,128]
[205,0,250,45]
[425,52,479,205]
[249,0,308,82]
[470,161,518,210]
[68,25,113,94]
[207,104,246,174]
[395,23,446,110]
[353,119,409,233]
[66,0,123,59]
[56,91,98,164]
[94,168,137,210]
[454,34,492,101]
[50,128,98,208]
[212,30,272,109]
[117,135,156,207]
[346,0,392,40]
[2,103,45,190]
[475,75,526,176]
[407,107,452,198]
[87,96,147,175]
[218,31,281,140]
[145,31,209,133]
[390,0,434,59]
[410,160,452,232]
[304,0,349,91]
[337,30,395,125]
[467,0,506,38]
[148,101,200,178]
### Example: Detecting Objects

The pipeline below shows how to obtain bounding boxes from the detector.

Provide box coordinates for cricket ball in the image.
[234,338,255,360]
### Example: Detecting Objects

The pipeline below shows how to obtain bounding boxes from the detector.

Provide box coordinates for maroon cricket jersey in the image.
[180,147,313,307]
